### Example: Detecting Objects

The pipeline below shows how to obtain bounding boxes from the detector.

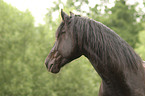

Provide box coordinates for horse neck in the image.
[82,45,112,79]
[82,44,145,95]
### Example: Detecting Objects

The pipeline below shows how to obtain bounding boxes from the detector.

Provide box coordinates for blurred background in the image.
[0,0,145,96]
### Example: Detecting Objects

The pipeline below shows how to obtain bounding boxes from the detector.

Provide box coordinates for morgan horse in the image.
[45,10,145,96]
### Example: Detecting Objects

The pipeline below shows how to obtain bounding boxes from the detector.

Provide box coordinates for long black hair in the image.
[66,15,143,72]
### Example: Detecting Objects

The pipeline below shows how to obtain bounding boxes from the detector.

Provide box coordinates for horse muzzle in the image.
[45,50,62,73]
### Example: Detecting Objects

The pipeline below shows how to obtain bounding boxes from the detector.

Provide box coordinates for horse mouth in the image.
[45,56,61,73]
[45,52,70,73]
[46,61,60,73]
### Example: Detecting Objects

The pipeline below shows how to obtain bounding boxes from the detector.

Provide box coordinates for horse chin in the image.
[50,68,60,73]
[45,55,70,74]
[50,58,70,73]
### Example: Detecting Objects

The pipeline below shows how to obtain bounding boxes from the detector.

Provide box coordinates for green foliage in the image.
[88,0,143,48]
[107,0,143,48]
[135,23,145,60]
[0,0,34,95]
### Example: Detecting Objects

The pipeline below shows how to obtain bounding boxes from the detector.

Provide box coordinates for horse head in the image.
[45,10,82,73]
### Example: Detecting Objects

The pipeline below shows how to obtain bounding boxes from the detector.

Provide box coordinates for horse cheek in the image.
[62,37,73,58]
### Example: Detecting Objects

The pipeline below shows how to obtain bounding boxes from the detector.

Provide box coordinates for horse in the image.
[45,10,145,96]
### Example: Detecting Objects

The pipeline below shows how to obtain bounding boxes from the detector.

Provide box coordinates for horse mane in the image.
[69,16,143,72]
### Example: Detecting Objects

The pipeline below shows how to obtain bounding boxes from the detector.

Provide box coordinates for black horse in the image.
[45,10,145,96]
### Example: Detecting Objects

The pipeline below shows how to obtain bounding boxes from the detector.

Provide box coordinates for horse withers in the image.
[45,10,145,96]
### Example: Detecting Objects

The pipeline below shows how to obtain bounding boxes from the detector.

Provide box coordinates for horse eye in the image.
[57,31,65,39]
[61,31,65,34]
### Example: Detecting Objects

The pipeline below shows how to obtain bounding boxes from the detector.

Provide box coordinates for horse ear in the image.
[70,11,75,17]
[61,9,70,22]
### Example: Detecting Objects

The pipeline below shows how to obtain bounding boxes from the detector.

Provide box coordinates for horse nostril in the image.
[50,64,53,70]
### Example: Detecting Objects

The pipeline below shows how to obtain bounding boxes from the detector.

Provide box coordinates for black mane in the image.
[69,16,142,72]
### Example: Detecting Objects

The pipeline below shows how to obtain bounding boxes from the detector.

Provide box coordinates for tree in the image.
[0,1,34,95]
[135,22,145,60]
[87,0,144,48]
[106,0,143,48]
